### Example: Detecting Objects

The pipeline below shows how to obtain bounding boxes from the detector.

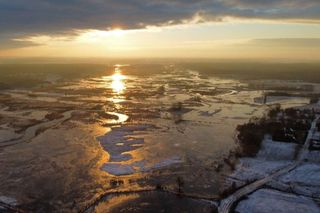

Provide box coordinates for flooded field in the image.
[0,64,314,212]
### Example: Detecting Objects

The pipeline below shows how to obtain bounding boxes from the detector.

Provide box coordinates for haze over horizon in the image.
[0,0,320,60]
[1,2,320,213]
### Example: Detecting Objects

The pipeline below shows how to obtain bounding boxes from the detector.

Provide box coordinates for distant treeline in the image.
[236,105,314,157]
[0,63,168,89]
[1,62,320,89]
[0,64,110,89]
[180,62,320,82]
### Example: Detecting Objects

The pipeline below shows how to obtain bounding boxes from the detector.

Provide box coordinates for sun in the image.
[109,29,126,37]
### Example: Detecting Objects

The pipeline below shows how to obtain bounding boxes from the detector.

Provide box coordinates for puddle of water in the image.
[104,112,129,124]
[91,191,216,213]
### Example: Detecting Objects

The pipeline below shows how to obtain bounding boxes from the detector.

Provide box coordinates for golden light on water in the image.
[111,67,126,94]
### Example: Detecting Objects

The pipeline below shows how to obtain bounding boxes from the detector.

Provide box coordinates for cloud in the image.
[0,34,42,50]
[248,38,320,48]
[224,0,319,8]
[182,38,320,50]
[0,40,41,50]
[1,0,320,48]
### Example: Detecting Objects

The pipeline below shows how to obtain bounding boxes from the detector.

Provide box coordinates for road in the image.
[218,116,319,213]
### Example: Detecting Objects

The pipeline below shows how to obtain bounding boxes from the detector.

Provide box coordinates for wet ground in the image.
[89,191,216,213]
[0,64,313,212]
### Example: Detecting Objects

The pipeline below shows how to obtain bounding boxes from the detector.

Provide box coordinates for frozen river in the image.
[0,64,313,212]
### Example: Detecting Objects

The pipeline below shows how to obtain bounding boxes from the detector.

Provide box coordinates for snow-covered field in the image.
[227,140,296,184]
[1,64,320,212]
[235,189,319,213]
[230,126,320,212]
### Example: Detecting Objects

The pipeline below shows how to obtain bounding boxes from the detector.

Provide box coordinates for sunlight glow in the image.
[111,68,126,94]
[4,22,320,60]
[76,29,127,43]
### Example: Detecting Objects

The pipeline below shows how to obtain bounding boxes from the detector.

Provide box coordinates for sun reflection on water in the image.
[111,67,126,94]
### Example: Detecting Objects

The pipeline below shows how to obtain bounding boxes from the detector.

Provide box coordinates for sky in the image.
[0,0,320,60]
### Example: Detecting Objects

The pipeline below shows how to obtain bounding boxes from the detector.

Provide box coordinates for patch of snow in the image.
[230,158,291,182]
[148,156,183,170]
[257,140,298,161]
[97,125,149,162]
[101,156,183,176]
[101,163,136,176]
[280,163,320,186]
[0,196,17,209]
[98,124,182,176]
[235,189,319,213]
[306,151,320,163]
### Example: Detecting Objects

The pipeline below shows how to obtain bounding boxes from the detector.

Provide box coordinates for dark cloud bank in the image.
[0,0,319,48]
